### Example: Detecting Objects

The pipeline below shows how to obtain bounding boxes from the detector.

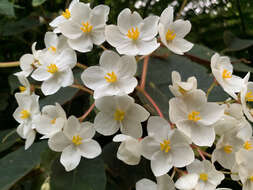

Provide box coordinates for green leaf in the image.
[32,0,47,7]
[39,87,79,108]
[50,157,106,190]
[223,31,253,52]
[0,0,15,17]
[0,92,9,111]
[0,129,19,153]
[0,141,48,190]
[8,74,20,94]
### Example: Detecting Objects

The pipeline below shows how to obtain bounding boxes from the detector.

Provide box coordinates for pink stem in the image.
[79,103,95,122]
[140,56,149,89]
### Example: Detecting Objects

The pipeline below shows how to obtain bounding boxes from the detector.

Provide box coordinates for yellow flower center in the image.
[178,86,187,95]
[223,145,233,154]
[250,176,253,182]
[244,141,253,150]
[19,86,26,92]
[104,72,117,83]
[166,29,176,41]
[222,69,232,79]
[20,109,30,119]
[114,109,125,121]
[188,111,201,122]
[47,64,58,74]
[245,92,253,102]
[51,118,56,125]
[126,27,140,40]
[160,139,171,153]
[80,21,93,33]
[72,135,83,146]
[62,9,71,19]
[199,173,208,181]
[48,46,57,52]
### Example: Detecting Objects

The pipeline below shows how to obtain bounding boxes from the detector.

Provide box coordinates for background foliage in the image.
[0,0,253,189]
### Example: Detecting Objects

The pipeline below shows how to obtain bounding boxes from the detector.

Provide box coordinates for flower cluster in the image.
[12,1,253,189]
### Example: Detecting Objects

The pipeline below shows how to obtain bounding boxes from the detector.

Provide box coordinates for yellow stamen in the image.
[48,46,57,52]
[244,141,253,150]
[114,109,125,121]
[47,64,58,74]
[104,72,117,83]
[178,86,187,95]
[166,29,176,41]
[199,173,208,181]
[19,86,26,92]
[224,145,233,154]
[62,9,71,19]
[72,135,83,146]
[250,176,253,182]
[222,69,232,79]
[245,92,253,102]
[188,111,201,122]
[20,109,30,119]
[80,21,93,33]
[51,118,56,125]
[160,139,171,153]
[126,27,139,40]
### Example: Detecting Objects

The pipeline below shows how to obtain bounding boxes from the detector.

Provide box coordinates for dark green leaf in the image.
[32,0,47,7]
[0,129,19,153]
[0,92,9,111]
[0,141,48,190]
[8,74,20,94]
[50,156,106,190]
[0,0,15,17]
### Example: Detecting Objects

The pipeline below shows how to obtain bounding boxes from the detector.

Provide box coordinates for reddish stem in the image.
[191,144,206,160]
[79,103,95,122]
[140,56,149,89]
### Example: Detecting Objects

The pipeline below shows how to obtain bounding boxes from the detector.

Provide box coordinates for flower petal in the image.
[48,132,70,152]
[60,145,81,171]
[78,139,101,159]
[67,35,93,53]
[94,112,119,135]
[141,15,159,40]
[151,151,173,176]
[136,178,157,190]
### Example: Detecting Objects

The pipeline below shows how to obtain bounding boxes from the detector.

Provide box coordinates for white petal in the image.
[71,3,91,24]
[169,97,188,123]
[31,68,51,81]
[19,54,34,76]
[60,145,81,171]
[116,77,138,95]
[44,32,58,49]
[168,38,193,55]
[117,141,141,165]
[117,8,143,34]
[64,116,80,139]
[170,19,191,38]
[25,130,36,150]
[105,25,130,48]
[94,112,119,136]
[171,145,194,167]
[78,139,101,159]
[90,5,109,28]
[160,6,174,26]
[141,136,160,159]
[41,77,61,95]
[67,35,93,53]
[94,96,117,113]
[125,103,150,122]
[91,28,105,45]
[157,174,175,190]
[136,39,160,55]
[117,55,137,77]
[175,173,199,190]
[99,50,121,71]
[48,132,70,152]
[136,178,157,190]
[120,120,142,138]
[113,134,130,142]
[141,16,159,40]
[147,116,170,141]
[49,15,66,28]
[151,151,173,176]
[79,122,96,139]
[58,69,74,87]
[58,21,82,39]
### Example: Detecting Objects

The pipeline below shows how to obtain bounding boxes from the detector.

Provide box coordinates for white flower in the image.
[212,128,244,170]
[113,134,141,165]
[56,2,109,52]
[158,6,193,55]
[237,164,253,190]
[211,53,244,99]
[175,159,224,190]
[240,72,253,122]
[105,8,160,56]
[94,95,150,138]
[15,42,44,77]
[14,74,31,95]
[13,93,40,149]
[169,71,197,97]
[31,48,76,95]
[48,116,101,171]
[81,50,138,99]
[35,103,67,139]
[169,89,224,146]
[141,116,194,177]
[49,0,80,33]
[136,174,175,190]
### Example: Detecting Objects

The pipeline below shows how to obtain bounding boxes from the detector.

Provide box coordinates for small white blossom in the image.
[158,6,193,55]
[113,134,142,165]
[141,116,194,177]
[105,8,160,56]
[169,90,224,146]
[136,174,175,190]
[81,50,138,99]
[15,74,31,95]
[35,103,67,139]
[48,116,101,171]
[211,53,244,99]
[94,95,150,138]
[175,159,224,190]
[13,93,40,149]
[169,71,197,97]
[31,48,76,95]
[56,2,109,52]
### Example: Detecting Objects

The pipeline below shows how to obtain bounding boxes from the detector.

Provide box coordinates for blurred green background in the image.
[0,0,253,189]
